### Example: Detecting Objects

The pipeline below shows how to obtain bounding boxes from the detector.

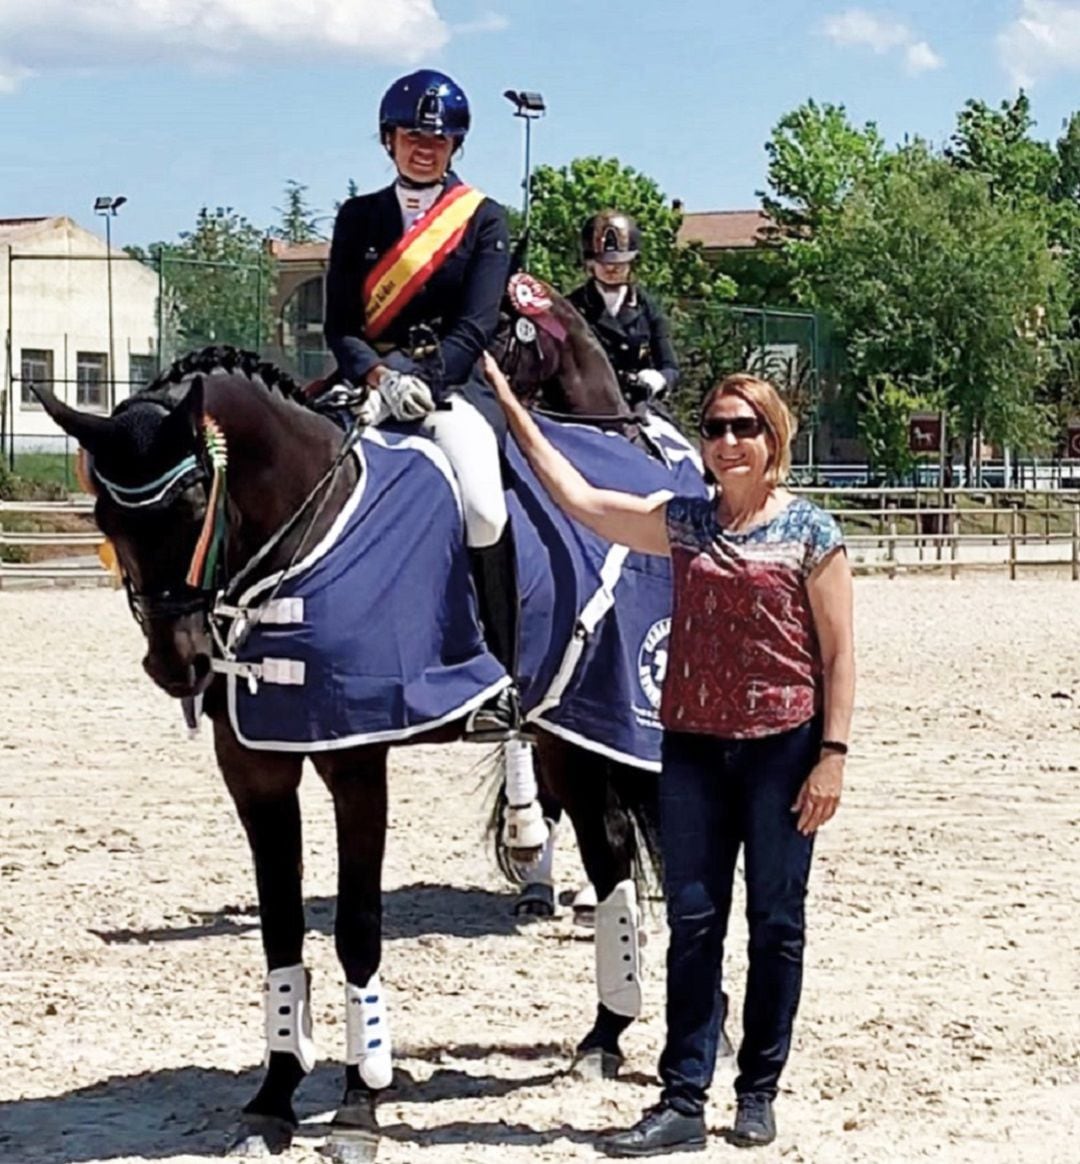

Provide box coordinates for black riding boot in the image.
[465,526,522,741]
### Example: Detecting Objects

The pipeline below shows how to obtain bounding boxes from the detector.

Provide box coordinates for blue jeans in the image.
[658,720,820,1114]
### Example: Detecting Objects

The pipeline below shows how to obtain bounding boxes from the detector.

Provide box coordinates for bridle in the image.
[93,412,361,658]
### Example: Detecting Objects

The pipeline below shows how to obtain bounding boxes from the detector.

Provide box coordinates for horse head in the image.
[492,274,636,435]
[34,375,219,698]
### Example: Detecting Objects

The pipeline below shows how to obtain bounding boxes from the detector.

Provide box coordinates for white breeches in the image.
[419,395,507,548]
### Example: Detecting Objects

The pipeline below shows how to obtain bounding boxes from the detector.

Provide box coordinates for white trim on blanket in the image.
[530,715,661,773]
[225,674,512,752]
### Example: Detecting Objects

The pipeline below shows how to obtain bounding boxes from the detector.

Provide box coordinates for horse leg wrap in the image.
[502,738,549,853]
[594,880,644,1018]
[346,974,393,1090]
[264,964,316,1073]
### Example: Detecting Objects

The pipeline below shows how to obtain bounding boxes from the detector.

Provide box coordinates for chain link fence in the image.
[2,249,267,486]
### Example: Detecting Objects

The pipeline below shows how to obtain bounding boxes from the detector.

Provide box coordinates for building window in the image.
[128,354,158,392]
[20,348,54,408]
[76,352,109,411]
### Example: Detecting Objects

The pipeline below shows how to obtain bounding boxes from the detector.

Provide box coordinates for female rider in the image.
[324,69,519,742]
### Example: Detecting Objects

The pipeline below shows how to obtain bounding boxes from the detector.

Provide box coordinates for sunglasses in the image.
[699,416,766,441]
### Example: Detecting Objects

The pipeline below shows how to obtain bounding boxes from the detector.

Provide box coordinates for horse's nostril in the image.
[193,655,212,683]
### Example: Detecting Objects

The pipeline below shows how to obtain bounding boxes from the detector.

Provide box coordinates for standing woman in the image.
[323,69,524,743]
[484,354,854,1155]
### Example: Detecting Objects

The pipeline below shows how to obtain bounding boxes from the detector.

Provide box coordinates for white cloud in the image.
[824,8,944,72]
[998,1,1080,87]
[0,0,454,92]
[905,40,944,74]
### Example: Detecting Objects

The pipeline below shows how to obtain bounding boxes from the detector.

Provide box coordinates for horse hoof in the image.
[227,1113,294,1156]
[323,1126,380,1164]
[572,904,596,929]
[570,1046,623,1081]
[513,882,555,918]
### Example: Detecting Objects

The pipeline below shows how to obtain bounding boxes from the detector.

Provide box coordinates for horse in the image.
[34,329,684,1162]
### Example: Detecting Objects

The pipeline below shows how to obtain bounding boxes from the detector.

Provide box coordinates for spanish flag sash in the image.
[363,184,487,340]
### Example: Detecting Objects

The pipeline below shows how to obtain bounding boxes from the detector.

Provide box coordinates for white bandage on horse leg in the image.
[502,739,549,852]
[345,974,393,1090]
[594,880,644,1018]
[503,737,537,806]
[509,818,557,885]
[264,964,316,1073]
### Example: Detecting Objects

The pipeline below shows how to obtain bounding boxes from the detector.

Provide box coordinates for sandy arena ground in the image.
[1,577,1078,1164]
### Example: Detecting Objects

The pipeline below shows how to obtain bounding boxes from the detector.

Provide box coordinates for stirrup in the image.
[464,685,520,742]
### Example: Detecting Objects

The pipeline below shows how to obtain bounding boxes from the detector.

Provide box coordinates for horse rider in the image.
[568,212,680,412]
[324,68,524,745]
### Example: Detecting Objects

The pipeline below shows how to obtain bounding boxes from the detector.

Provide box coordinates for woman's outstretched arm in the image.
[483,353,671,557]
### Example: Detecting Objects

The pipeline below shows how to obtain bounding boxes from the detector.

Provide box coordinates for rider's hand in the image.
[378,370,435,421]
[353,388,391,427]
[635,368,668,399]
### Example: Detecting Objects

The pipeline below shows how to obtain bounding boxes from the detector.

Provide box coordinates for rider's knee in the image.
[464,503,506,549]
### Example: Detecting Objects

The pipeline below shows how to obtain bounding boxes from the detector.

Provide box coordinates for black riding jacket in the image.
[567,280,680,400]
[324,174,511,403]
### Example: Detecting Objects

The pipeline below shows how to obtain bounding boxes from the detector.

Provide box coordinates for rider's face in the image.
[391,129,455,183]
[592,260,632,286]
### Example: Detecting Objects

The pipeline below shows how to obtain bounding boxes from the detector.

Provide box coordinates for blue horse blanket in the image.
[220,413,706,770]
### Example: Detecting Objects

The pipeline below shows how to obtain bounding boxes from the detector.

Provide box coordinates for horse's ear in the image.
[30,383,116,458]
[162,375,206,443]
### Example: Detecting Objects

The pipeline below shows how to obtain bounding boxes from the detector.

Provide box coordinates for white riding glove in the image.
[353,388,391,427]
[377,370,436,421]
[635,368,669,399]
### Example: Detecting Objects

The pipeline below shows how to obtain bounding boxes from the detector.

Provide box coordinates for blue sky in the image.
[2,1,1080,247]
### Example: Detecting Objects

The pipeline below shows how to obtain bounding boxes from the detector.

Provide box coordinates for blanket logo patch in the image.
[637,618,670,710]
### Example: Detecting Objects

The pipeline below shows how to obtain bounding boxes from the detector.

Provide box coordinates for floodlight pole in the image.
[504,91,545,269]
[94,196,125,412]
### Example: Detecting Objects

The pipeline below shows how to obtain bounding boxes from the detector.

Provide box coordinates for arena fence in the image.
[6,490,1080,588]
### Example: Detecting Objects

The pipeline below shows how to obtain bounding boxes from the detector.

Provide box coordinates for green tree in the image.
[524,155,733,302]
[761,99,885,233]
[150,207,275,357]
[271,179,323,243]
[803,149,1065,456]
[945,92,1059,204]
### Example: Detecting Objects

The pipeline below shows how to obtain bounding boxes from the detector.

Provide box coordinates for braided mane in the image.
[143,346,305,403]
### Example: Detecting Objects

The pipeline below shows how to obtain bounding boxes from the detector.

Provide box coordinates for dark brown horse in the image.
[34,333,665,1162]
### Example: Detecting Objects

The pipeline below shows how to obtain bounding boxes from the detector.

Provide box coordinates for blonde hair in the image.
[699,373,795,485]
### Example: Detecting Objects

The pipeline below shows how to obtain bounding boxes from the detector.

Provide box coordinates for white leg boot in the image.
[264,964,316,1073]
[345,973,393,1090]
[594,880,644,1018]
[501,737,549,857]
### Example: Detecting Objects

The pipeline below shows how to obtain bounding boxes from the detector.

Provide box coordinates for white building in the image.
[1,216,160,451]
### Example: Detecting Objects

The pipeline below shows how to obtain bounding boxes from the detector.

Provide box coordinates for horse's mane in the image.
[142,345,305,404]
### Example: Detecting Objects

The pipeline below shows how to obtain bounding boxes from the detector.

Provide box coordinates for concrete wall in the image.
[1,217,159,446]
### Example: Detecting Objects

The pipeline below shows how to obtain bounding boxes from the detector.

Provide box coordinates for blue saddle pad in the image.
[220,413,707,769]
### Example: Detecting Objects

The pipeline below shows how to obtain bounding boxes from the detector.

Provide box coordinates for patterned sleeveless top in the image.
[661,495,844,739]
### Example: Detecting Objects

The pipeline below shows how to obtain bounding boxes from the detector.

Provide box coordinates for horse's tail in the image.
[598,756,663,907]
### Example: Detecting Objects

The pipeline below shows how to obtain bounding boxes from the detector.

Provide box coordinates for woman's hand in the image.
[791,753,844,836]
[483,351,516,410]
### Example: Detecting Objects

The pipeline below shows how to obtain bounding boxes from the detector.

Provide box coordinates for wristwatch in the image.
[820,740,848,756]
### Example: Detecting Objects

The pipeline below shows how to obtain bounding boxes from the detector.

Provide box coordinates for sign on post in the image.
[909,412,943,453]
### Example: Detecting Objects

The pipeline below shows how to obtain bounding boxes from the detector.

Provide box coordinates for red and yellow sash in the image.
[363,184,486,340]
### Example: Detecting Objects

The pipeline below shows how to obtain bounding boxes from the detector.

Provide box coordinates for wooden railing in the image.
[4,494,1080,586]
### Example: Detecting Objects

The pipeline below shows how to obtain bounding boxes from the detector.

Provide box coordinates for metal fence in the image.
[2,249,269,470]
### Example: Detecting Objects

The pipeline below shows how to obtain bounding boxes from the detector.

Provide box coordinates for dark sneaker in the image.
[598,1103,706,1157]
[730,1094,776,1148]
[464,686,520,742]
